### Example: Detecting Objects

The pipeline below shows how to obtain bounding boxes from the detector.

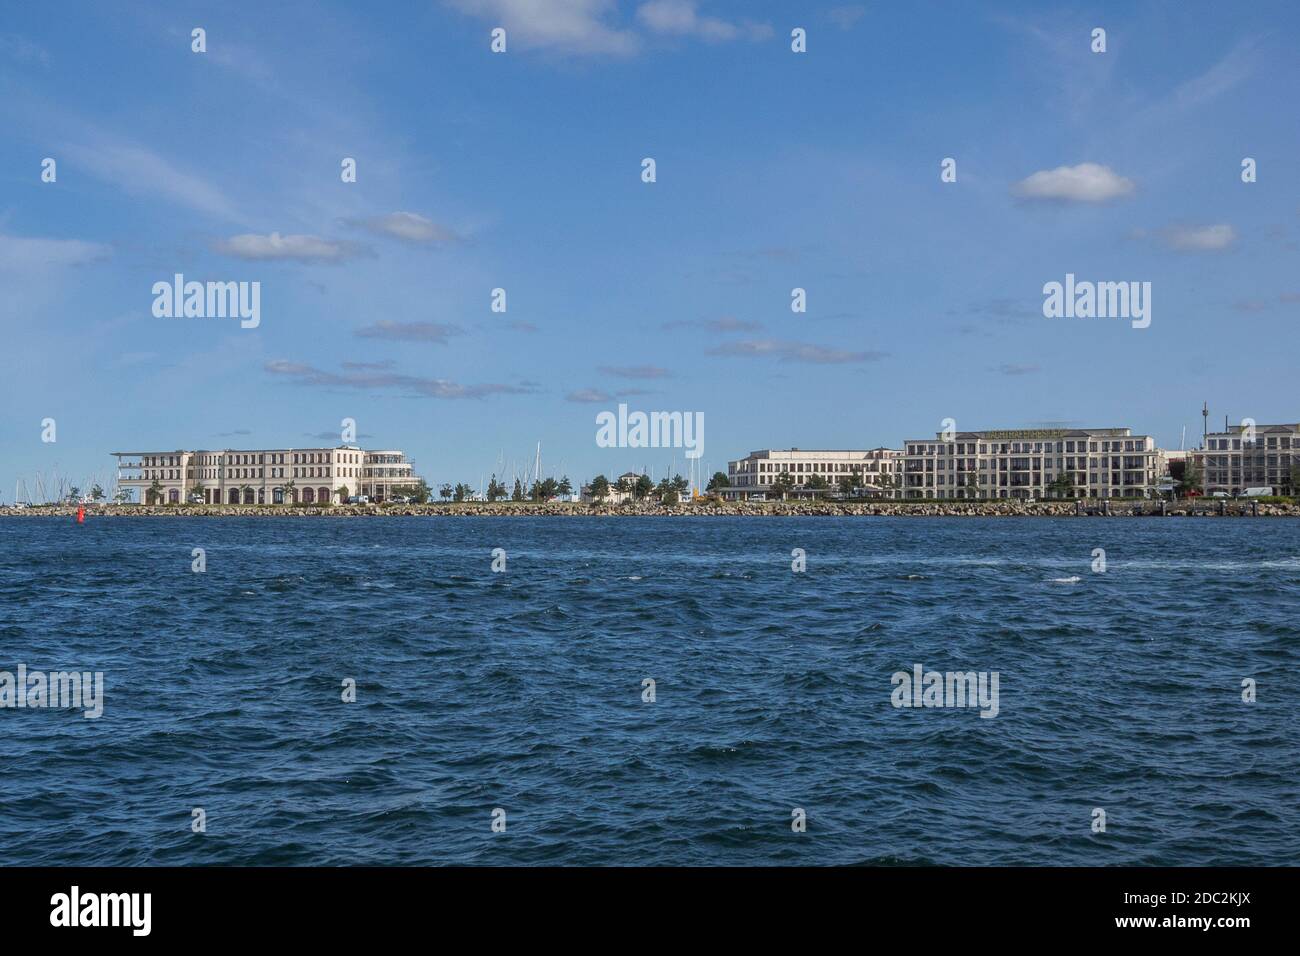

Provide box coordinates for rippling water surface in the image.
[1,516,1296,866]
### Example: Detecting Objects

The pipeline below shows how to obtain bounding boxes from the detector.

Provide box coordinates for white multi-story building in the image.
[111,446,420,504]
[724,448,903,500]
[1192,423,1300,495]
[902,427,1163,499]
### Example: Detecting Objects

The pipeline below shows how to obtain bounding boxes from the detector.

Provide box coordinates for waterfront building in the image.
[110,447,420,504]
[1192,423,1300,495]
[901,427,1163,499]
[724,448,903,500]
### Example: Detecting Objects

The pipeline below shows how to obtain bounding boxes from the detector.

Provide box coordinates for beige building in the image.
[724,448,903,500]
[1192,423,1300,495]
[112,446,420,504]
[902,427,1163,499]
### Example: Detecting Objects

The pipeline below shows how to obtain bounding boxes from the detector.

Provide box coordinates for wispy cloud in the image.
[266,360,537,399]
[0,234,111,271]
[446,0,637,55]
[662,316,762,333]
[66,141,243,222]
[996,363,1040,376]
[826,5,866,31]
[347,211,460,244]
[636,1,771,42]
[341,359,398,370]
[1162,223,1238,251]
[598,364,672,379]
[566,386,660,403]
[215,232,365,262]
[708,339,887,364]
[1012,163,1135,203]
[0,32,50,66]
[354,321,465,344]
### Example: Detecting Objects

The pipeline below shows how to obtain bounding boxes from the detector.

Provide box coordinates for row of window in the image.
[140,451,373,468]
[908,440,1149,455]
[1206,436,1296,450]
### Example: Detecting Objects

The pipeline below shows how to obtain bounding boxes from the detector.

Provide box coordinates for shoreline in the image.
[3,501,1297,518]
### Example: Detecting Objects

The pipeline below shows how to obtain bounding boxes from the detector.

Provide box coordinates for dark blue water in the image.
[1,517,1296,865]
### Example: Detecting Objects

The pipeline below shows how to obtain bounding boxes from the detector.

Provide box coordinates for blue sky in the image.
[1,1,1297,498]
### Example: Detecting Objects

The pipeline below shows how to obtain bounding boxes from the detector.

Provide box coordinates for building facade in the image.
[724,448,903,500]
[111,447,420,504]
[1192,423,1300,495]
[902,427,1164,499]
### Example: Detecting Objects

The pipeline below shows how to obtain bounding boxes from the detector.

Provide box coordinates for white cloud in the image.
[1012,163,1135,203]
[350,212,458,243]
[446,0,637,55]
[0,234,110,272]
[214,232,363,262]
[1162,224,1237,252]
[636,1,771,42]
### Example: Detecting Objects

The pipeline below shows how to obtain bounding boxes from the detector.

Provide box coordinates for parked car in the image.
[1211,491,1230,498]
[346,495,371,504]
[1239,487,1273,498]
[388,495,411,504]
[187,494,205,504]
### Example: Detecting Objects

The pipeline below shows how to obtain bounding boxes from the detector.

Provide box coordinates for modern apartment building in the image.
[724,448,903,500]
[1192,423,1300,495]
[902,427,1164,499]
[111,446,420,504]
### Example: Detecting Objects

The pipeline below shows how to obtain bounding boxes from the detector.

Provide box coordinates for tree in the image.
[411,478,432,504]
[805,473,829,497]
[113,489,130,504]
[148,478,163,505]
[334,485,350,503]
[511,478,524,502]
[706,471,730,491]
[453,482,472,502]
[68,485,81,502]
[282,479,297,504]
[838,474,855,496]
[187,483,204,503]
[589,475,610,500]
[1179,460,1204,498]
[770,471,794,500]
[634,474,654,500]
[557,476,573,497]
[487,475,507,502]
[1288,463,1300,497]
[1047,473,1075,499]
[90,484,105,502]
[439,483,453,501]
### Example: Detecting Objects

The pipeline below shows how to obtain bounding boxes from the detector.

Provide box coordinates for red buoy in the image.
[76,505,85,524]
